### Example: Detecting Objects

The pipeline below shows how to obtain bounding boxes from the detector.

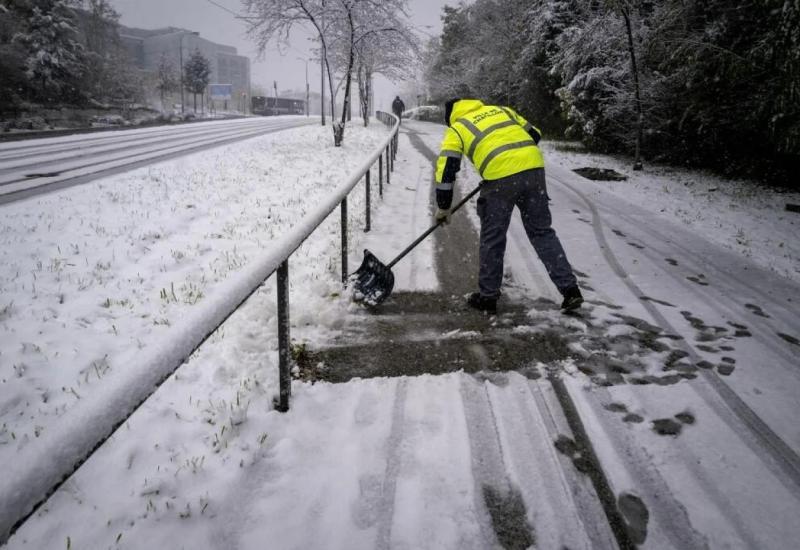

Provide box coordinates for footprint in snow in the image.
[554,434,593,474]
[652,412,695,436]
[777,333,800,346]
[745,303,770,318]
[686,275,710,286]
[618,492,650,545]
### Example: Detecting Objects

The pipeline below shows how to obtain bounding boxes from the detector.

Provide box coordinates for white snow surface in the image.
[0,121,390,536]
[541,142,800,283]
[4,120,800,549]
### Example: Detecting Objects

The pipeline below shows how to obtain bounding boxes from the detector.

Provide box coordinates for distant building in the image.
[119,26,251,110]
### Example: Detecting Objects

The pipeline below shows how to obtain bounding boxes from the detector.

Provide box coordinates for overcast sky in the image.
[109,0,450,110]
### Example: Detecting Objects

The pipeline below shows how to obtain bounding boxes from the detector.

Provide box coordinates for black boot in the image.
[467,292,498,314]
[561,286,583,311]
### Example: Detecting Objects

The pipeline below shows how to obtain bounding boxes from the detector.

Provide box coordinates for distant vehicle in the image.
[252,96,305,116]
[402,105,444,123]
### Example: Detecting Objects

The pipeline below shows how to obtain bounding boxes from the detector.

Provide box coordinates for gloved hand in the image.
[435,208,452,225]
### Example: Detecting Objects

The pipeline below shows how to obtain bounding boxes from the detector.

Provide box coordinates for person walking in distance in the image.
[434,98,583,314]
[392,95,405,124]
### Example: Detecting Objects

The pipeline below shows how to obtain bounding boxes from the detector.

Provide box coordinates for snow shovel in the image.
[350,183,484,306]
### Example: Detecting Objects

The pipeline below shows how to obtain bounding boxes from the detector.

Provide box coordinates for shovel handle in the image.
[387,182,484,268]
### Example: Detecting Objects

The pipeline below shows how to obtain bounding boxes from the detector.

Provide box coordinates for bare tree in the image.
[242,0,415,145]
[156,54,178,111]
[243,0,340,140]
[353,12,419,126]
[329,0,415,140]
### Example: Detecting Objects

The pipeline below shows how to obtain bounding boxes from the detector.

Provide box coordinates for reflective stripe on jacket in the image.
[435,99,544,186]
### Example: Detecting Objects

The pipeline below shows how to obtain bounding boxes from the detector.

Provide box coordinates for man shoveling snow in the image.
[434,98,583,314]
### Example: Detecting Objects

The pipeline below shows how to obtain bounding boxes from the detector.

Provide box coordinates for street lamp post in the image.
[297,57,310,117]
[321,0,326,126]
[305,61,309,117]
[179,31,199,115]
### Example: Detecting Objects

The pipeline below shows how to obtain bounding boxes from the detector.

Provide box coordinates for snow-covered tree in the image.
[76,0,138,103]
[420,0,800,184]
[327,0,418,133]
[243,0,338,132]
[242,0,416,145]
[156,54,178,110]
[550,1,647,159]
[0,0,30,108]
[183,49,211,113]
[354,28,418,125]
[11,0,87,102]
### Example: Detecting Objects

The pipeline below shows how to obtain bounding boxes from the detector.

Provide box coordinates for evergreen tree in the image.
[512,0,584,135]
[0,1,30,110]
[422,0,800,184]
[11,0,87,103]
[426,5,472,101]
[183,49,210,113]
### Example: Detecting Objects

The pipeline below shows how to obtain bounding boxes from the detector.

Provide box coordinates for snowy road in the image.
[0,116,314,203]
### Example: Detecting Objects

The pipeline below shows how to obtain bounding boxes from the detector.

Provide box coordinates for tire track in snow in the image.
[561,177,800,368]
[573,381,761,549]
[459,376,518,549]
[589,201,800,389]
[0,122,300,186]
[400,123,648,547]
[493,374,619,549]
[606,205,799,369]
[0,122,272,168]
[548,173,800,493]
[523,380,629,549]
[374,378,407,550]
[0,121,311,203]
[468,167,790,547]
[0,118,274,161]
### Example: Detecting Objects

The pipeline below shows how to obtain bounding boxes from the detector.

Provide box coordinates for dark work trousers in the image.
[476,168,577,298]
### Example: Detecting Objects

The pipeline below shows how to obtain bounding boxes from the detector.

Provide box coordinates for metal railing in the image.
[279,111,399,410]
[0,112,401,543]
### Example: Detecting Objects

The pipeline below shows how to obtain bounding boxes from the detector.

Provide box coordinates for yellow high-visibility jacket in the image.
[435,99,544,206]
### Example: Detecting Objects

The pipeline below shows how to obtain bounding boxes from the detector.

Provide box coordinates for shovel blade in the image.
[350,249,395,306]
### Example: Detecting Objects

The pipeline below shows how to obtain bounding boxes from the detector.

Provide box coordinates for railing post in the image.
[378,154,383,197]
[365,169,371,232]
[386,146,391,184]
[341,197,348,282]
[276,259,290,412]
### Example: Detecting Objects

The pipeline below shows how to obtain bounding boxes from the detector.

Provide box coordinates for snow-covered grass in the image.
[0,122,385,465]
[542,141,800,282]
